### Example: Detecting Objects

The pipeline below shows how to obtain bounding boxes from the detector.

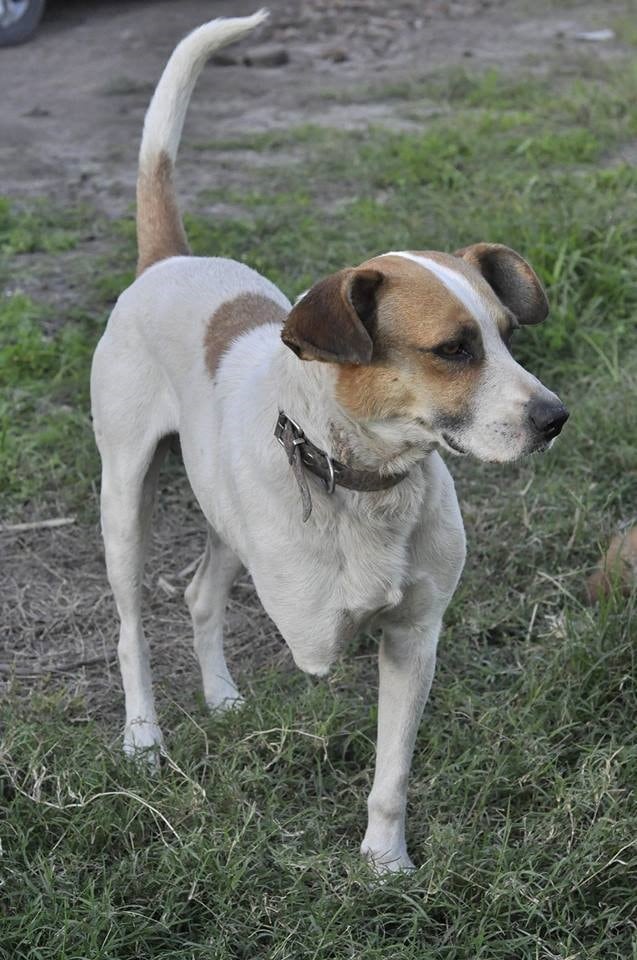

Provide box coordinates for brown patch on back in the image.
[335,254,485,420]
[136,151,190,276]
[204,293,287,377]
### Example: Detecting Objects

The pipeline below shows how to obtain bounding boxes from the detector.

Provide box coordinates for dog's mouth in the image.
[441,432,468,456]
[440,430,554,463]
[527,436,553,455]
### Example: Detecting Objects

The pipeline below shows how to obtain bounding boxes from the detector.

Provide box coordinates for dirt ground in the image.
[1,0,627,212]
[0,0,629,719]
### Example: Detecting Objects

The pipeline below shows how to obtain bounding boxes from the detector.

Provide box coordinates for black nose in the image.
[528,398,569,440]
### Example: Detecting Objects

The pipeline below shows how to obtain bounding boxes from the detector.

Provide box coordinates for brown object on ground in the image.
[586,526,637,604]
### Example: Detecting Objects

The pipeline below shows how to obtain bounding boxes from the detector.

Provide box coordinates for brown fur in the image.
[281,269,382,364]
[204,293,287,377]
[336,254,486,420]
[586,526,637,603]
[136,151,190,276]
[455,242,548,326]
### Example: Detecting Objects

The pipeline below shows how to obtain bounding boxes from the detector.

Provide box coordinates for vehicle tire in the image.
[0,0,46,47]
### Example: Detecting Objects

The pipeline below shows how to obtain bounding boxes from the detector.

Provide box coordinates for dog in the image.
[90,11,569,872]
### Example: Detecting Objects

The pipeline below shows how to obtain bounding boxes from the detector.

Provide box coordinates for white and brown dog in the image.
[91,12,569,872]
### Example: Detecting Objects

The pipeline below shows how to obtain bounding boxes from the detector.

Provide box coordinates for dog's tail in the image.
[136,10,269,276]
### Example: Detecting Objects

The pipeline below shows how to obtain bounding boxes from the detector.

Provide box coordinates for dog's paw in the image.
[206,690,245,713]
[204,677,245,713]
[123,719,163,767]
[361,841,415,875]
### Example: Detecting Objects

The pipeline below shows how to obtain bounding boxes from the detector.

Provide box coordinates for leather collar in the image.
[274,410,408,521]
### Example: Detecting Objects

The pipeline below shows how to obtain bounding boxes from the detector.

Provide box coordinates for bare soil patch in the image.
[1,0,628,214]
[1,466,292,719]
[1,0,630,722]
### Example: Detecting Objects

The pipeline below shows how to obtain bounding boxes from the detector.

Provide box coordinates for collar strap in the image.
[275,411,407,521]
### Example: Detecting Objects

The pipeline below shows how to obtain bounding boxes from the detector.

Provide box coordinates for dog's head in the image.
[281,244,568,462]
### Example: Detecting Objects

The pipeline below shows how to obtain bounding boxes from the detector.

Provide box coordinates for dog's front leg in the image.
[361,615,442,873]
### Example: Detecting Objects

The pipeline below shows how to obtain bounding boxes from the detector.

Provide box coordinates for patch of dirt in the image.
[1,466,293,726]
[0,0,631,731]
[0,0,629,216]
[605,137,637,167]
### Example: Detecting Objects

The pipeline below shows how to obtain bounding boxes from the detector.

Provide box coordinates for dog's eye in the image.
[432,341,472,361]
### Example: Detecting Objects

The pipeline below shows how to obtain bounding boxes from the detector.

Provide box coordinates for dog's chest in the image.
[330,510,411,616]
[215,424,433,669]
[252,486,424,652]
[245,503,418,675]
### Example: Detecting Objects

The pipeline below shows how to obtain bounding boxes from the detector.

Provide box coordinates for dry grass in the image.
[1,463,291,728]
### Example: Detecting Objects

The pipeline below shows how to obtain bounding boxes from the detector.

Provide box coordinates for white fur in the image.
[90,14,560,874]
[386,251,492,324]
[92,250,467,872]
[139,11,269,169]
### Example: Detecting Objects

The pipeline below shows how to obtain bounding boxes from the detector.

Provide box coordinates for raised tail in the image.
[136,10,269,276]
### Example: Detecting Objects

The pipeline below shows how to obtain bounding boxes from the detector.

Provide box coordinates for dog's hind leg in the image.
[185,526,243,710]
[100,437,169,760]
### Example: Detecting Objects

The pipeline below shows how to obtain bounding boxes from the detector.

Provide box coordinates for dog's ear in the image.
[281,268,383,363]
[455,242,549,325]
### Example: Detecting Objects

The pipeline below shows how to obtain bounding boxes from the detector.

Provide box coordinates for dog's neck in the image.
[272,344,436,475]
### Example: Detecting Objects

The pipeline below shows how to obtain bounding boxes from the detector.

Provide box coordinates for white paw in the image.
[206,690,245,712]
[204,676,245,712]
[361,841,415,875]
[123,719,163,766]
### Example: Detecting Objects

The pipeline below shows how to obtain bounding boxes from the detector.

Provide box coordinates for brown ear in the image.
[281,268,383,363]
[455,242,549,325]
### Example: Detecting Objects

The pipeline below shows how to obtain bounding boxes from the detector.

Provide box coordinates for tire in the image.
[0,0,46,47]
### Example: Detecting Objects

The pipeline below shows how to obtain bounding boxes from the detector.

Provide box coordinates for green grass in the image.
[3,597,636,958]
[2,62,637,958]
[0,290,101,512]
[0,197,89,256]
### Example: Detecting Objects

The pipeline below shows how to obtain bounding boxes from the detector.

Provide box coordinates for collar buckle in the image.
[275,410,305,450]
[323,453,335,494]
[274,409,408,522]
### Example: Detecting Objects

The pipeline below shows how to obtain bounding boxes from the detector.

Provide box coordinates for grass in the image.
[0,197,88,256]
[1,59,637,958]
[0,290,101,512]
[3,599,636,958]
